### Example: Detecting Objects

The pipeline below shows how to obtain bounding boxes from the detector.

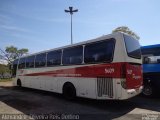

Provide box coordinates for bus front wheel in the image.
[63,82,76,100]
[17,79,22,87]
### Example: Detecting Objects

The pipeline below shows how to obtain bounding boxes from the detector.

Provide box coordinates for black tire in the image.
[63,83,76,100]
[17,79,22,87]
[142,84,153,97]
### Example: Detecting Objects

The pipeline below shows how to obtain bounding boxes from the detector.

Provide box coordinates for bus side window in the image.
[26,56,35,68]
[47,50,61,66]
[157,59,160,63]
[84,39,115,63]
[35,53,46,67]
[143,57,149,64]
[63,46,83,65]
[18,58,26,69]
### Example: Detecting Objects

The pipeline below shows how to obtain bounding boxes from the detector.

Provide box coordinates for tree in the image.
[0,46,29,64]
[0,64,10,78]
[112,26,140,40]
[5,46,18,62]
[17,48,28,57]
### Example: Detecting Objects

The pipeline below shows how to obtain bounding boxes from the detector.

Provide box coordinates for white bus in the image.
[12,32,143,100]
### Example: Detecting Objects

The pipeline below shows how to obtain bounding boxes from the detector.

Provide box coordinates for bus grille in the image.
[97,77,113,97]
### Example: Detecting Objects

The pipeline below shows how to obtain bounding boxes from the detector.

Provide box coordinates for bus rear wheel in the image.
[63,83,76,100]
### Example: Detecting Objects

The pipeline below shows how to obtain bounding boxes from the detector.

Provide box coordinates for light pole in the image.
[65,6,78,44]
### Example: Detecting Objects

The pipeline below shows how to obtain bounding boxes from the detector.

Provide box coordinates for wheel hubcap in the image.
[143,86,152,96]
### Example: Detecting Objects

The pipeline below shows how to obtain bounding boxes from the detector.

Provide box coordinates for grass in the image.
[0,78,13,82]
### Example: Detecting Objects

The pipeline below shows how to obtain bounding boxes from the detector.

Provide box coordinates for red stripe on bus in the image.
[19,62,143,89]
[21,62,141,79]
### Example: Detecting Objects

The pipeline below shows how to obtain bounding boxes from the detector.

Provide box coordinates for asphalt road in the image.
[0,81,160,120]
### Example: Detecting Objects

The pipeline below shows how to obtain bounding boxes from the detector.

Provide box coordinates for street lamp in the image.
[65,6,78,44]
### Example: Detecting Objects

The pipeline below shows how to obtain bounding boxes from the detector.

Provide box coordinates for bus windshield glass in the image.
[124,34,141,59]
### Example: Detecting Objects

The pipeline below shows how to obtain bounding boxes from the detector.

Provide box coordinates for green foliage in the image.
[17,48,29,57]
[112,26,140,40]
[0,46,29,64]
[0,64,10,77]
[5,46,18,61]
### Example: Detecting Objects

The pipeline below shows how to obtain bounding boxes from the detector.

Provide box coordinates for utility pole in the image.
[65,6,78,44]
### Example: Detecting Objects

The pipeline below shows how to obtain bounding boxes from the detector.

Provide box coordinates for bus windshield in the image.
[124,34,141,59]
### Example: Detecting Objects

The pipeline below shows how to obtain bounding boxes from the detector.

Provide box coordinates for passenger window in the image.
[157,59,160,63]
[63,46,83,65]
[26,56,35,68]
[18,58,26,69]
[35,53,46,67]
[143,57,150,64]
[47,50,61,66]
[84,39,115,63]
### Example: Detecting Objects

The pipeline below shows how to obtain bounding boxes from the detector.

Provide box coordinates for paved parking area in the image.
[0,81,160,120]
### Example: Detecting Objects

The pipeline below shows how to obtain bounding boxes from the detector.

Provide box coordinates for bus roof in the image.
[141,44,160,55]
[16,32,123,59]
[141,44,160,49]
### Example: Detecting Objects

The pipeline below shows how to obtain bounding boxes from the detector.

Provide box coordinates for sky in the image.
[0,0,160,54]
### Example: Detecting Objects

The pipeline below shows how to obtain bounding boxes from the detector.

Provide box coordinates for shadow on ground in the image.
[0,86,160,120]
